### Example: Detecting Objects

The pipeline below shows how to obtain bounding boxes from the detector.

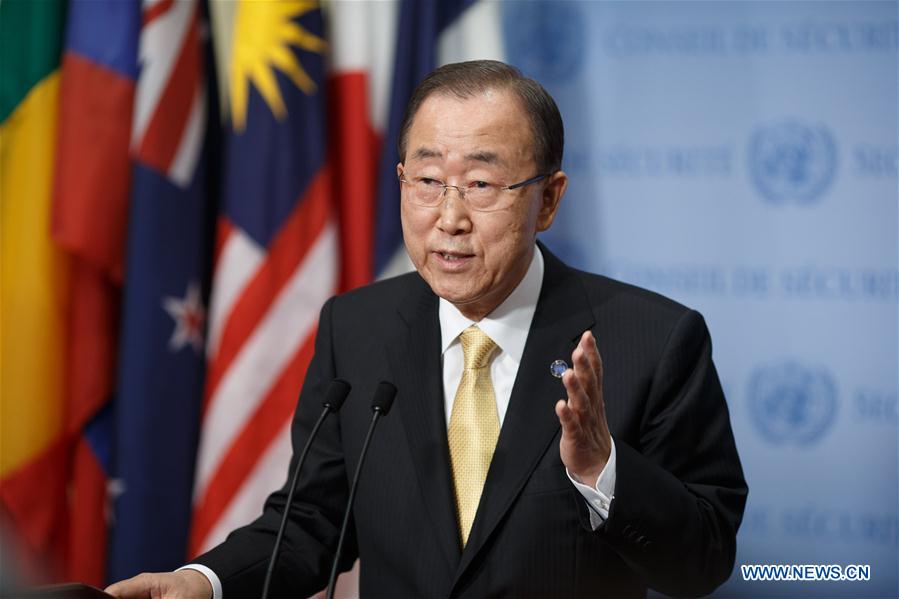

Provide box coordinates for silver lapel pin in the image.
[550,359,568,378]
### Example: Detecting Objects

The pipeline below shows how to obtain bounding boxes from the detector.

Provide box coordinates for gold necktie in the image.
[448,326,500,547]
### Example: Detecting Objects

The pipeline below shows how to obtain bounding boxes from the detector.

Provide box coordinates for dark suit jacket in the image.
[196,245,747,598]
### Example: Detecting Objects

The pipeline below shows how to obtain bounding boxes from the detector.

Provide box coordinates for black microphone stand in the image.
[325,382,396,599]
[260,379,351,599]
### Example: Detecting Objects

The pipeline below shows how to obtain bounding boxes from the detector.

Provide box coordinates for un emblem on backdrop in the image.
[501,0,585,83]
[749,121,838,204]
[748,361,838,445]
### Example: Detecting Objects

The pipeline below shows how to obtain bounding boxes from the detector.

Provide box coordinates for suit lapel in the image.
[385,276,461,572]
[453,246,596,588]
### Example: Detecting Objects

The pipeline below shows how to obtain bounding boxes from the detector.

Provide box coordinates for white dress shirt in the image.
[184,245,616,598]
[439,246,615,531]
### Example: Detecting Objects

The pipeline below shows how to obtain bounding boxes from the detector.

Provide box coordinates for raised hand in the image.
[555,330,612,488]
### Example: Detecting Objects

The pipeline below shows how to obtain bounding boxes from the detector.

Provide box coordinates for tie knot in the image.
[459,326,498,370]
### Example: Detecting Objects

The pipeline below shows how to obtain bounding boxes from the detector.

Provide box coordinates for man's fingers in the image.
[572,335,600,408]
[562,367,587,415]
[585,331,603,385]
[555,398,579,435]
[105,573,154,597]
[105,570,212,599]
[576,331,603,404]
[555,398,570,421]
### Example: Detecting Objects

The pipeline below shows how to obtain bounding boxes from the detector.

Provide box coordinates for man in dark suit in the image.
[109,60,746,598]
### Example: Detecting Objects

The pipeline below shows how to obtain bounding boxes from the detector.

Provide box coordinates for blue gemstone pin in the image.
[550,359,568,378]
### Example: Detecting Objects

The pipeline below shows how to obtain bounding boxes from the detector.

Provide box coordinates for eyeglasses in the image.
[398,171,549,212]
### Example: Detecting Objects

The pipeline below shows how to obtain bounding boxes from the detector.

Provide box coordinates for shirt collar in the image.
[439,245,544,363]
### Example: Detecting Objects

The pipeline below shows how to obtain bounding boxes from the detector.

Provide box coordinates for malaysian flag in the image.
[189,0,340,556]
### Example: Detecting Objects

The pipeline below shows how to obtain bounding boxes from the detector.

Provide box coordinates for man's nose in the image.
[437,187,472,235]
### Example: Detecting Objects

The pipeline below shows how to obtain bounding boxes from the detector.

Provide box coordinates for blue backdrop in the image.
[503,2,898,596]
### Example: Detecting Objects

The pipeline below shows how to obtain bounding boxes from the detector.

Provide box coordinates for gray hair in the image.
[398,60,564,174]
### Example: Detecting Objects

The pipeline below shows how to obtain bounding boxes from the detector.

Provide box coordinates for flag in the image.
[324,1,385,291]
[0,0,69,583]
[189,0,341,556]
[328,0,505,285]
[51,0,142,585]
[372,0,504,279]
[107,0,212,579]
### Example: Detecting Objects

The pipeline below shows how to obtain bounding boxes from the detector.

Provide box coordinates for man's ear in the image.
[536,170,568,232]
[396,162,404,179]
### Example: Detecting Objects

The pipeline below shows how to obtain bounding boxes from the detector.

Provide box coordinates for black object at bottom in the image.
[5,583,114,599]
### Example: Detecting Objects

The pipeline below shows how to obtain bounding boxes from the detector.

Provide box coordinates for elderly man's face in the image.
[399,89,566,320]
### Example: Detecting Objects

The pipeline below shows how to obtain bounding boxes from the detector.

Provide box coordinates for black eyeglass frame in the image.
[501,172,551,191]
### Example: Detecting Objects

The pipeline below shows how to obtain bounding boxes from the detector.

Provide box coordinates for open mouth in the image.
[439,252,470,261]
[433,250,474,267]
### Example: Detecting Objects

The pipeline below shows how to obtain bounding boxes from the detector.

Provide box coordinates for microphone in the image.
[260,379,352,599]
[325,382,397,599]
